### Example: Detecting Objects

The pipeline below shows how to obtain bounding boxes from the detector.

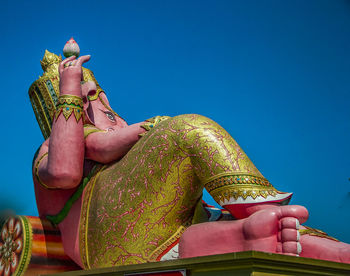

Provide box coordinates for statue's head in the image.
[29,49,122,139]
[81,80,127,131]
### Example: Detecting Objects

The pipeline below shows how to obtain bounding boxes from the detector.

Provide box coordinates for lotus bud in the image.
[63,37,80,58]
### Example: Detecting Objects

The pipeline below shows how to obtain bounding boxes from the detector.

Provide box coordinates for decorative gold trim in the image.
[55,104,83,122]
[141,116,171,132]
[210,184,278,202]
[29,84,53,139]
[204,173,276,202]
[141,122,154,132]
[34,152,54,189]
[79,165,105,269]
[87,89,103,101]
[300,226,339,242]
[40,50,62,72]
[204,173,272,189]
[147,224,188,262]
[36,77,57,120]
[57,94,84,106]
[55,95,84,122]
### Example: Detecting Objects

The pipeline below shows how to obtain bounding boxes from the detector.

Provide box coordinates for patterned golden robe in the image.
[79,114,289,268]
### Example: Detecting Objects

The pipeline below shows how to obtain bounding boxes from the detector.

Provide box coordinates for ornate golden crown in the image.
[29,50,104,139]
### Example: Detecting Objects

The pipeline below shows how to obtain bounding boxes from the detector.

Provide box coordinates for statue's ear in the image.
[83,101,95,125]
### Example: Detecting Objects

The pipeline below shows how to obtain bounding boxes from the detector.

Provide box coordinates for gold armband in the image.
[55,94,84,122]
[34,152,53,189]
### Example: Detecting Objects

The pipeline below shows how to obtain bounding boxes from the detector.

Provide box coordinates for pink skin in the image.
[81,81,145,163]
[180,206,350,263]
[179,206,307,258]
[299,231,350,263]
[33,55,350,267]
[38,55,88,189]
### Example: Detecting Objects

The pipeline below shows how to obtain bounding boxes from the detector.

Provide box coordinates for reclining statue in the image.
[28,39,350,269]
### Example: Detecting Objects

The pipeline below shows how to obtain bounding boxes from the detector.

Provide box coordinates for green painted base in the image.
[50,251,350,276]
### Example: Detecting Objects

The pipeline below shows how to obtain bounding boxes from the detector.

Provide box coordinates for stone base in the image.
[50,251,350,276]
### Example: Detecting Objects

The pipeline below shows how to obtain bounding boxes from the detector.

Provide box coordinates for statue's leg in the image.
[163,114,292,219]
[167,115,350,263]
[79,114,291,268]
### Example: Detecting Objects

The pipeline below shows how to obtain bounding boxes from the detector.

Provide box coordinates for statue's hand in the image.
[58,55,90,96]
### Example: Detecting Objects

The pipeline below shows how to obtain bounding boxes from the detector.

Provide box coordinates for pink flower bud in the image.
[63,37,80,58]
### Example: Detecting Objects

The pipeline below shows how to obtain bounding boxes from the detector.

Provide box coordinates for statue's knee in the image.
[171,114,217,129]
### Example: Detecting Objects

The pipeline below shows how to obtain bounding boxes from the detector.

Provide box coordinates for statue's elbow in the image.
[46,168,82,189]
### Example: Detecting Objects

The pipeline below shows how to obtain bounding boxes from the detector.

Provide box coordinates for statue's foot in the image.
[179,205,308,258]
[242,205,308,255]
[299,230,350,263]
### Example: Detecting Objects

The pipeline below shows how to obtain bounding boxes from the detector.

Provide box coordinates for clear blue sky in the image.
[1,0,349,242]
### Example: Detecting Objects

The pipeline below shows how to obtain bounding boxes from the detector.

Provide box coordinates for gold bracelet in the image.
[55,94,84,122]
[34,152,53,189]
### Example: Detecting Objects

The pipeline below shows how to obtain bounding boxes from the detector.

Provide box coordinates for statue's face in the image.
[81,81,127,130]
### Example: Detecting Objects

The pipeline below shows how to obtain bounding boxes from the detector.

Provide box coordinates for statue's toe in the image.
[278,217,302,256]
[280,217,300,230]
[278,205,309,225]
[281,241,302,255]
[281,228,300,242]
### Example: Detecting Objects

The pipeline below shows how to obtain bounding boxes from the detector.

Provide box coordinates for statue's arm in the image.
[84,122,146,164]
[34,56,90,189]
